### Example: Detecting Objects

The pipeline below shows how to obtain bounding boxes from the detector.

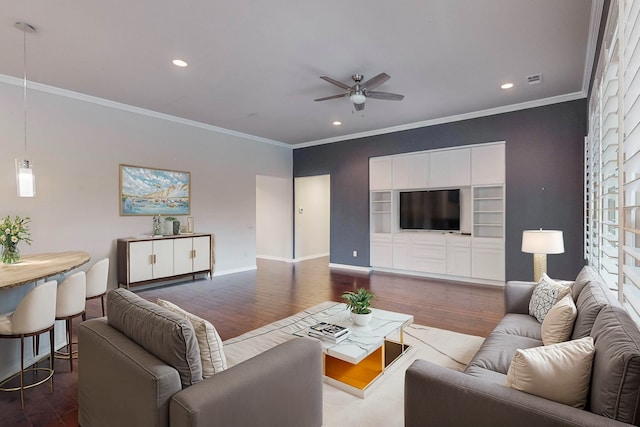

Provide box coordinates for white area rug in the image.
[222,302,484,427]
[322,324,484,427]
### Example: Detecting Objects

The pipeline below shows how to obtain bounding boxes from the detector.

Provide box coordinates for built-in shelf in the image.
[371,191,392,233]
[473,186,504,238]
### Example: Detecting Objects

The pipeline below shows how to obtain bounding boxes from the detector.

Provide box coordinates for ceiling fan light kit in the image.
[349,92,366,105]
[315,72,404,111]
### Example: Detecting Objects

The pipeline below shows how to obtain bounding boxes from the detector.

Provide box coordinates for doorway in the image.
[294,175,330,261]
[256,175,293,262]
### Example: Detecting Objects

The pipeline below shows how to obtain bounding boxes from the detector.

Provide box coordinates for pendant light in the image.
[15,21,36,198]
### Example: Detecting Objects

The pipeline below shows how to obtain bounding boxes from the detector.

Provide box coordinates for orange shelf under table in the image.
[324,340,409,398]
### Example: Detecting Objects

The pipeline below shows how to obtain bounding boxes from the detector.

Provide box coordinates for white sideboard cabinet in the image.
[118,233,214,288]
[173,236,212,275]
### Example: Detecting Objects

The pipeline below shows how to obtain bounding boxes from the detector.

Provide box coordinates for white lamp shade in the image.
[15,159,35,197]
[521,230,564,254]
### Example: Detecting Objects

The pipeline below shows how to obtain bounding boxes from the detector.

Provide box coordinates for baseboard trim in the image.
[371,267,505,287]
[213,265,257,277]
[256,255,294,263]
[293,253,330,262]
[329,263,373,273]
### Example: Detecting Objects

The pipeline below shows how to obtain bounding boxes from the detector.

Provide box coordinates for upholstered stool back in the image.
[0,280,57,408]
[85,258,109,317]
[55,271,86,372]
[56,271,86,318]
[11,280,57,334]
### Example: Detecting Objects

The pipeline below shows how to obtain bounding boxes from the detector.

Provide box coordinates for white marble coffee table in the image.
[294,303,413,398]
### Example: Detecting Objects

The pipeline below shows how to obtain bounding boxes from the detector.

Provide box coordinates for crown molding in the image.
[0,74,291,149]
[294,91,586,149]
[0,73,587,151]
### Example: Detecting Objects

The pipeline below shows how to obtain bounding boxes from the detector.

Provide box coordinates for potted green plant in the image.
[342,288,375,326]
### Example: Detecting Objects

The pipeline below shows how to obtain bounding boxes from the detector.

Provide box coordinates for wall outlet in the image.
[352,250,358,257]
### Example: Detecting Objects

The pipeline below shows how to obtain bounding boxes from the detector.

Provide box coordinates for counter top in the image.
[0,251,91,289]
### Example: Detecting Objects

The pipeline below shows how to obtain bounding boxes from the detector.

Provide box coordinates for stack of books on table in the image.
[307,322,351,343]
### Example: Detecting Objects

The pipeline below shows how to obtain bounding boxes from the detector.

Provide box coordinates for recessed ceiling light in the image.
[332,121,342,126]
[501,83,514,89]
[172,59,188,67]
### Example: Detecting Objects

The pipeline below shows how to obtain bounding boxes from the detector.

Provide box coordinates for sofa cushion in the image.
[541,294,577,345]
[505,336,594,408]
[590,305,640,424]
[491,313,542,340]
[465,333,542,375]
[528,276,571,322]
[572,266,598,301]
[157,299,227,378]
[571,281,616,340]
[107,289,202,388]
[463,365,508,385]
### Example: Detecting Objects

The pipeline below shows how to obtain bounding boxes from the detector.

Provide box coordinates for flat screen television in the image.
[399,189,460,231]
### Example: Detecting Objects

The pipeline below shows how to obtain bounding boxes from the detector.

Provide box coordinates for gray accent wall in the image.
[293,99,587,281]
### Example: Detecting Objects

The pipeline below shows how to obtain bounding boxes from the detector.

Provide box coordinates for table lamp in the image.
[521,229,565,282]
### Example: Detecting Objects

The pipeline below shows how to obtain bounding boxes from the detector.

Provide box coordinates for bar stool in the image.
[83,258,109,319]
[54,271,86,372]
[0,280,57,409]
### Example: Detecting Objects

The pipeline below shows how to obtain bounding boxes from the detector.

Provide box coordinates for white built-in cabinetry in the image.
[370,157,394,190]
[117,234,214,288]
[393,153,429,189]
[369,142,505,284]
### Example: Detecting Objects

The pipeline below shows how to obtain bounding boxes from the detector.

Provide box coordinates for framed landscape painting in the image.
[120,164,190,216]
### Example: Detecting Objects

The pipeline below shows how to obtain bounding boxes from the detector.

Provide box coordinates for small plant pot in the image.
[163,222,173,235]
[351,311,373,326]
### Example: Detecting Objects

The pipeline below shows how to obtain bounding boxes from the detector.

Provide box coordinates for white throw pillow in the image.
[541,294,577,345]
[541,272,575,289]
[505,337,594,408]
[157,299,227,377]
[528,275,571,322]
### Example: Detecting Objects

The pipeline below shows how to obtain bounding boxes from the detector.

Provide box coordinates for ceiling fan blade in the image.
[362,73,390,91]
[366,91,404,101]
[320,76,352,91]
[314,93,349,102]
[354,102,365,111]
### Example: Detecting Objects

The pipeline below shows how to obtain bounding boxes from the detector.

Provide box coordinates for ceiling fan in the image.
[314,73,404,111]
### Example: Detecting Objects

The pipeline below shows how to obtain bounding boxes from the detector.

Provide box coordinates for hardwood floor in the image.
[0,256,504,426]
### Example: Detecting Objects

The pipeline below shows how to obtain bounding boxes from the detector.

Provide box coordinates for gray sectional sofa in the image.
[78,288,323,427]
[405,266,640,427]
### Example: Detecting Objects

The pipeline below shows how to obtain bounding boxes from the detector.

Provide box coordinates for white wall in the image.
[256,175,293,261]
[294,175,330,260]
[0,78,293,287]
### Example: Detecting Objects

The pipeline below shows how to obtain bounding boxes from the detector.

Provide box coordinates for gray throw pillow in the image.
[107,288,203,388]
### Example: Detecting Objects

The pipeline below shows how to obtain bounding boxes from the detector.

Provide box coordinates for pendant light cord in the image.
[23,24,27,153]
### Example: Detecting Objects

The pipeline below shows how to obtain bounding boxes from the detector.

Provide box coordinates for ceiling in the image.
[1,1,597,147]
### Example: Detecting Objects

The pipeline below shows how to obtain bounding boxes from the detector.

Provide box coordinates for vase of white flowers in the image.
[0,215,32,264]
